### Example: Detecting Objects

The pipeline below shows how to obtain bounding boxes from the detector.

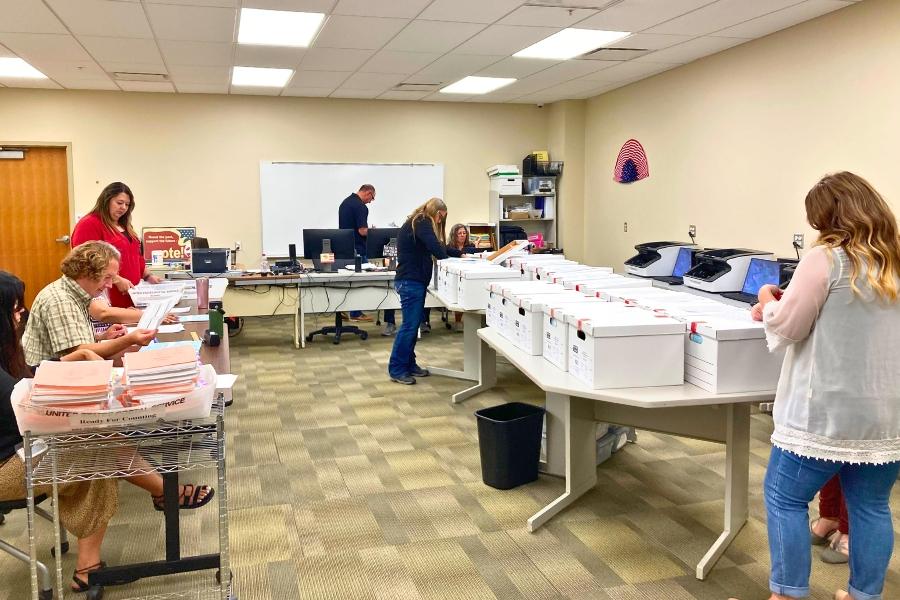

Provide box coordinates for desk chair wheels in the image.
[39,590,53,600]
[50,540,70,556]
[306,312,367,345]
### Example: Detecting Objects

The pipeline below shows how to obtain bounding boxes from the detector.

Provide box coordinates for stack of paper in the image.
[29,360,114,407]
[123,346,199,405]
[138,295,180,330]
[129,281,185,307]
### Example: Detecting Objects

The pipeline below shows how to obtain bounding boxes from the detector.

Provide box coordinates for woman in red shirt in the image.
[72,182,160,308]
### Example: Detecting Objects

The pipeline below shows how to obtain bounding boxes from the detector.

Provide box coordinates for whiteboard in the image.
[259,161,444,256]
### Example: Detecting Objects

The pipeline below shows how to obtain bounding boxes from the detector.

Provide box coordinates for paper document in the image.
[170,307,191,314]
[138,296,180,330]
[179,314,209,322]
[343,263,377,271]
[156,324,185,333]
[215,374,238,389]
[141,340,202,353]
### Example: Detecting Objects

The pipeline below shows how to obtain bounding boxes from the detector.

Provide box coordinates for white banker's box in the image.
[681,315,784,393]
[485,281,565,339]
[543,302,635,371]
[532,263,597,282]
[503,289,591,355]
[564,305,686,388]
[505,254,567,271]
[456,266,521,310]
[521,259,578,280]
[577,278,654,298]
[550,268,615,287]
[437,259,493,304]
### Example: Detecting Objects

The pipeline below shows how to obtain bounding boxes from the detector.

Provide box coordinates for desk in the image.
[472,327,775,580]
[24,301,234,599]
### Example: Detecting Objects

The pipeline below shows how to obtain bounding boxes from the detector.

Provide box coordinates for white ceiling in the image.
[0,0,861,103]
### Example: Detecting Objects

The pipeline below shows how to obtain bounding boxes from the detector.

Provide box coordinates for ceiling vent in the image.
[523,0,623,10]
[579,47,651,60]
[111,72,170,82]
[392,82,442,92]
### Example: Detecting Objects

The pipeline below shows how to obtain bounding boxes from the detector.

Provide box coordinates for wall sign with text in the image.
[142,227,196,264]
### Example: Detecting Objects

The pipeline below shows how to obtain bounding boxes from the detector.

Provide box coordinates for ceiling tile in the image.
[168,64,230,84]
[633,35,748,63]
[378,90,430,100]
[384,20,485,53]
[0,33,93,62]
[715,0,850,38]
[453,25,561,56]
[0,43,17,58]
[29,59,107,80]
[230,85,282,95]
[534,59,620,82]
[0,77,63,89]
[314,15,409,50]
[332,0,431,18]
[281,85,335,96]
[647,0,803,36]
[78,36,164,64]
[418,0,524,24]
[145,0,238,6]
[46,0,153,38]
[234,45,305,69]
[339,71,404,90]
[99,61,167,73]
[610,32,694,50]
[58,79,119,90]
[577,0,716,32]
[477,56,558,78]
[422,92,472,101]
[145,4,237,42]
[412,53,504,82]
[498,6,597,27]
[581,59,678,82]
[242,0,335,11]
[359,50,440,74]
[159,41,233,66]
[117,80,175,92]
[299,47,373,70]
[329,88,380,98]
[290,70,349,87]
[0,0,68,34]
[176,83,230,93]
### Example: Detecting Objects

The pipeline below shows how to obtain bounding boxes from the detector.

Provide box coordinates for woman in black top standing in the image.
[0,271,118,594]
[388,198,462,384]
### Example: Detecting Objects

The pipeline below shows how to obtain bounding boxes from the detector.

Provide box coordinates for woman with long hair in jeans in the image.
[388,198,462,385]
[731,171,900,600]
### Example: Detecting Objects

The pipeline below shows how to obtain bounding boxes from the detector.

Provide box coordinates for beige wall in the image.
[581,0,900,269]
[0,89,548,261]
[548,99,587,262]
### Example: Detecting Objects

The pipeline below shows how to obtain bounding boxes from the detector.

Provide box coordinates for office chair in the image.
[306,312,368,345]
[0,494,70,600]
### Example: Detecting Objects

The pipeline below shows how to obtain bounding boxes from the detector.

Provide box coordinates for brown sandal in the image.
[71,561,105,594]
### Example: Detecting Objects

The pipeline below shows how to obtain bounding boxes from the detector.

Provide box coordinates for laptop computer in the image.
[652,246,694,285]
[191,248,228,275]
[721,258,781,304]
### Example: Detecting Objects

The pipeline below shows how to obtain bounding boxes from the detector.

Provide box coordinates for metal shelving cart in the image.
[22,394,233,600]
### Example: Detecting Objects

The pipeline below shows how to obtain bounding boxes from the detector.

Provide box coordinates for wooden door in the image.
[0,147,71,306]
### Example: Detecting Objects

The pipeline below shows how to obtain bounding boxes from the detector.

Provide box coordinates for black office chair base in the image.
[306,313,368,344]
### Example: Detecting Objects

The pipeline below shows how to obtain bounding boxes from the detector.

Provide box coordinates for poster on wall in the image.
[614,139,649,183]
[142,227,196,264]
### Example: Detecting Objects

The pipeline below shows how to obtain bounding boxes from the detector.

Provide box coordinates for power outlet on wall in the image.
[689,224,696,237]
[623,221,628,233]
[793,233,804,249]
[234,241,242,251]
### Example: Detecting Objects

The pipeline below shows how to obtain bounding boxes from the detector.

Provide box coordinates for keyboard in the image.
[720,291,758,304]
[652,275,684,285]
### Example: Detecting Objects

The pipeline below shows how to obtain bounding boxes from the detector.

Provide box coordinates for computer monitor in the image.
[191,237,209,250]
[672,247,695,278]
[191,248,228,275]
[302,228,356,260]
[366,227,400,259]
[741,258,781,295]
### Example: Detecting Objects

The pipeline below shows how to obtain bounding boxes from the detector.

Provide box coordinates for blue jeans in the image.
[388,280,425,378]
[765,445,900,599]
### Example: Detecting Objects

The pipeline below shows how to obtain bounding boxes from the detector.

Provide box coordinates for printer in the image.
[624,241,696,277]
[683,248,775,293]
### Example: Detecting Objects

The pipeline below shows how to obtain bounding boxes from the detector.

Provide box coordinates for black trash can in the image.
[475,402,545,490]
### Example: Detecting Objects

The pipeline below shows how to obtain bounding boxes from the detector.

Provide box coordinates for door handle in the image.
[55,235,70,244]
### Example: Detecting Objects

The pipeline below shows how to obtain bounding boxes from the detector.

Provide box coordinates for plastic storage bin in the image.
[475,402,545,490]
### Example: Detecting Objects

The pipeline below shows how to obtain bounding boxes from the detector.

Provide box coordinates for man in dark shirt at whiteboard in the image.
[338,184,396,333]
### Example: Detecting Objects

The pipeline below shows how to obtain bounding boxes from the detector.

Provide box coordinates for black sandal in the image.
[72,561,105,596]
[152,484,215,512]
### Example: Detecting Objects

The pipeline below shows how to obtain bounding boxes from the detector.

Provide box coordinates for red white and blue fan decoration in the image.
[613,139,649,183]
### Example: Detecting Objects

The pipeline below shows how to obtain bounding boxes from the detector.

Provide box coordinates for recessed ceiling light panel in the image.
[514,28,631,60]
[232,66,293,87]
[238,8,325,47]
[0,57,47,79]
[440,76,516,95]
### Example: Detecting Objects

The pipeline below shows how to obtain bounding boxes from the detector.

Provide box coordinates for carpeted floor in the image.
[2,314,899,599]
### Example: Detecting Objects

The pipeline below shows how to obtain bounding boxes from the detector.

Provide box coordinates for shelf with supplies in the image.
[489,172,558,250]
[499,193,556,198]
[500,218,554,222]
[466,222,496,251]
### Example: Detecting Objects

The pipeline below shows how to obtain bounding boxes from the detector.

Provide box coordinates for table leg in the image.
[450,335,497,404]
[299,284,306,349]
[428,312,484,381]
[528,394,597,532]
[541,391,568,478]
[696,402,751,579]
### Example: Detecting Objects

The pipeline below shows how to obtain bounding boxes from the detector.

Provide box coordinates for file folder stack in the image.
[123,346,200,405]
[29,360,114,408]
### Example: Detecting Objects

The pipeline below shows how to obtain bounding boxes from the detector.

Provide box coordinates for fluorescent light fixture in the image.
[238,8,325,47]
[514,28,631,60]
[232,66,293,87]
[0,57,47,79]
[440,76,516,95]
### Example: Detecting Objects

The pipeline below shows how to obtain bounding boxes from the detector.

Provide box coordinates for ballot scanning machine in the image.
[683,248,774,293]
[624,241,696,277]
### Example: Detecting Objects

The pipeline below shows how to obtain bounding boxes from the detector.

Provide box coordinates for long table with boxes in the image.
[432,251,780,580]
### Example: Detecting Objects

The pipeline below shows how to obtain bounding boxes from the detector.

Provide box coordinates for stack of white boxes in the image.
[531,263,597,282]
[485,281,566,339]
[503,289,594,355]
[517,257,577,280]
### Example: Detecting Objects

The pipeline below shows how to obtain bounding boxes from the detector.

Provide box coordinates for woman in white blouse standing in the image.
[740,172,900,600]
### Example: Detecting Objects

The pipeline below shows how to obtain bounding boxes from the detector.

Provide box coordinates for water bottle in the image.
[260,253,270,273]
